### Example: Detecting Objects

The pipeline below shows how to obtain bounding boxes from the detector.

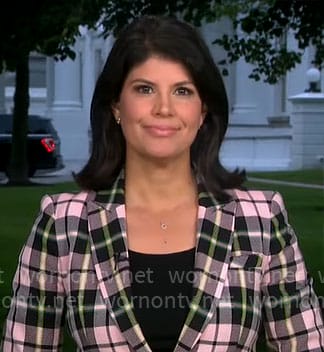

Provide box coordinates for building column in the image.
[51,55,82,110]
[82,30,96,118]
[0,74,6,114]
[46,46,88,173]
[230,59,261,124]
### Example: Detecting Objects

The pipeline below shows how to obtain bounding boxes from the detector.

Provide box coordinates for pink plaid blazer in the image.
[2,174,324,351]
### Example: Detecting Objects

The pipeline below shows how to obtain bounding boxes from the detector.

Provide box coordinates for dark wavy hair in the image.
[75,15,245,199]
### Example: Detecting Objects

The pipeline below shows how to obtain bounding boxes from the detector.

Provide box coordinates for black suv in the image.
[0,114,64,177]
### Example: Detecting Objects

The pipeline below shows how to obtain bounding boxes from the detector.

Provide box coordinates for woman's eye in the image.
[135,85,153,94]
[175,87,193,96]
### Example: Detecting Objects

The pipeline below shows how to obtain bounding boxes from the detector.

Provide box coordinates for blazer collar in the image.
[87,171,237,352]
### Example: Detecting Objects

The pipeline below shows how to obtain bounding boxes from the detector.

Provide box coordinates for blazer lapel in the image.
[175,188,237,351]
[87,175,151,352]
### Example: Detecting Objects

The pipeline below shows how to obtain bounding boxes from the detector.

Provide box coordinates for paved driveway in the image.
[0,170,74,185]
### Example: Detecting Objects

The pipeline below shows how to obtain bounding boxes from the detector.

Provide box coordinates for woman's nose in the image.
[152,92,174,117]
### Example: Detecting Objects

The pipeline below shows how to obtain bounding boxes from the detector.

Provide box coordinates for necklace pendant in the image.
[160,221,168,230]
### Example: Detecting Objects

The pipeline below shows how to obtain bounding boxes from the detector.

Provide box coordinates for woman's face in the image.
[112,56,206,163]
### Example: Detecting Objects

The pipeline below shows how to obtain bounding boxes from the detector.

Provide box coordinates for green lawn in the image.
[249,168,324,185]
[244,182,324,297]
[0,182,79,350]
[0,171,323,350]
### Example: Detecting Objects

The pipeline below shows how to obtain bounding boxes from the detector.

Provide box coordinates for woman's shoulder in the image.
[227,188,286,214]
[228,188,276,201]
[39,189,96,215]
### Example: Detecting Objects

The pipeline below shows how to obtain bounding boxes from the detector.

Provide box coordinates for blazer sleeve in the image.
[1,195,67,352]
[261,192,324,351]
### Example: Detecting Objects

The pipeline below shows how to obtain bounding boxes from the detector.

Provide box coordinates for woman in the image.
[2,15,324,351]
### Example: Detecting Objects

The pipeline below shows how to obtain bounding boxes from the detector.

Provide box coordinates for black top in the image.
[129,248,195,352]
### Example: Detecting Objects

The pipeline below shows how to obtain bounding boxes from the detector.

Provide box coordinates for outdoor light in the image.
[78,25,88,36]
[305,67,321,92]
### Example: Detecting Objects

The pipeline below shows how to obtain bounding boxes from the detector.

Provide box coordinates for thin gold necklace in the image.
[160,220,168,230]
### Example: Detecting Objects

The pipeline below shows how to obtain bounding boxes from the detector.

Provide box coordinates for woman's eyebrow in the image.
[173,80,194,86]
[129,78,154,85]
[129,78,194,86]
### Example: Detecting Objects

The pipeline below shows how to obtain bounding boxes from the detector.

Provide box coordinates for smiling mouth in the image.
[144,125,179,137]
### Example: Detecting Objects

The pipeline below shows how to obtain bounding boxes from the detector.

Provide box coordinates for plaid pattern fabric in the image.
[1,173,324,351]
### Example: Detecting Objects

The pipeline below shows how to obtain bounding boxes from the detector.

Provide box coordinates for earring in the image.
[115,116,121,124]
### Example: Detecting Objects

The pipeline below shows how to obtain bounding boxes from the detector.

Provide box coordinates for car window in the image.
[0,114,58,136]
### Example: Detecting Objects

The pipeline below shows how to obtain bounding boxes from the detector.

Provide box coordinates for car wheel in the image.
[28,166,36,178]
[4,166,36,178]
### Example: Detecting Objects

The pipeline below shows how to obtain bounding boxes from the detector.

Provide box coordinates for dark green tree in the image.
[0,0,104,184]
[98,0,324,83]
[213,0,324,83]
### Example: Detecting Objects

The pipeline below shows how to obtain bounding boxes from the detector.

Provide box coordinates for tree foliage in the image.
[0,0,104,184]
[0,0,104,71]
[214,0,324,83]
[98,0,324,84]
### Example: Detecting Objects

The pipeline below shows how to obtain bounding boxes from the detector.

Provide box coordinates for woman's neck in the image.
[124,158,197,211]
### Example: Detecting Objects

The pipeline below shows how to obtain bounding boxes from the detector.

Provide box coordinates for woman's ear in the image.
[111,103,121,124]
[111,102,120,117]
[200,104,207,127]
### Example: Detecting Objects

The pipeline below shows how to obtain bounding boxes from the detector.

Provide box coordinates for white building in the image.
[1,21,323,174]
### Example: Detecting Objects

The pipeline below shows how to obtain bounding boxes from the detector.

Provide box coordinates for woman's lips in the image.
[144,125,179,137]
